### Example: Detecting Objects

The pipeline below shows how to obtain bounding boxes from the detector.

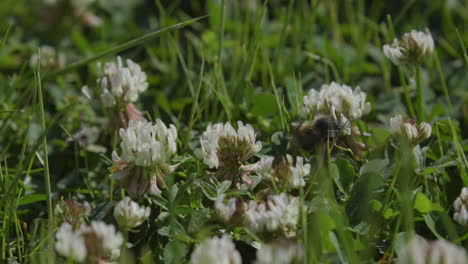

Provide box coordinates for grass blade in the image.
[45,16,207,78]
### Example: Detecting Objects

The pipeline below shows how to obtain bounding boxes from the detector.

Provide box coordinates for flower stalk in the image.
[415,65,425,121]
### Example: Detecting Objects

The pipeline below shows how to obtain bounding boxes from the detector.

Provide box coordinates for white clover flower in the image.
[197,121,261,184]
[118,119,177,167]
[29,46,66,69]
[454,187,468,228]
[388,115,431,145]
[398,236,468,264]
[257,155,310,190]
[402,123,419,142]
[302,82,370,135]
[111,119,178,196]
[114,197,151,230]
[55,222,87,263]
[190,235,242,264]
[286,155,310,188]
[418,122,432,140]
[97,56,148,107]
[257,156,275,180]
[255,241,303,264]
[243,193,300,234]
[383,30,434,65]
[54,199,91,228]
[81,221,124,261]
[215,194,238,222]
[198,121,261,169]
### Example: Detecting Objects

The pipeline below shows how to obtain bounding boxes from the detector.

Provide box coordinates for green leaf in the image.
[91,201,116,220]
[217,180,232,195]
[420,167,437,175]
[414,192,432,213]
[424,214,444,239]
[370,127,391,146]
[163,240,188,264]
[188,208,211,234]
[18,194,47,206]
[360,159,388,175]
[329,162,347,195]
[197,180,217,201]
[169,184,179,203]
[346,172,385,222]
[335,157,355,189]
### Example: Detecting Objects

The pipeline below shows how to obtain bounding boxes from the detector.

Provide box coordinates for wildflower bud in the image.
[54,199,91,228]
[113,197,151,230]
[398,236,467,264]
[383,29,434,65]
[190,236,242,264]
[255,240,304,264]
[403,123,418,142]
[388,115,430,146]
[453,187,468,228]
[418,122,432,140]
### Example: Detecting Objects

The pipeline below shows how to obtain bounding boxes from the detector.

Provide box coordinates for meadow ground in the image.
[1,0,468,263]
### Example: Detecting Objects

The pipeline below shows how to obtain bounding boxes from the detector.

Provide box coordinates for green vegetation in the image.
[1,0,467,263]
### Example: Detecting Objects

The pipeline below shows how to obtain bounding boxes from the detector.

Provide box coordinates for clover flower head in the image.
[55,221,123,263]
[388,115,431,145]
[255,240,304,264]
[190,235,242,264]
[398,236,468,264]
[113,197,151,230]
[55,222,87,263]
[54,199,91,228]
[97,56,148,107]
[80,221,124,261]
[453,187,468,228]
[383,29,434,65]
[215,194,238,222]
[302,82,370,135]
[197,121,261,184]
[118,119,177,167]
[243,193,301,235]
[110,119,178,196]
[30,45,66,69]
[257,155,310,190]
[198,121,261,169]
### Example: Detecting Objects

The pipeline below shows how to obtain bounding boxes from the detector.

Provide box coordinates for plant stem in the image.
[35,59,54,227]
[415,65,425,121]
[398,67,416,117]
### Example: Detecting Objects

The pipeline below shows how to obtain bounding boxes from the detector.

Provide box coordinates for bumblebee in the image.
[293,115,343,150]
[294,115,366,160]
